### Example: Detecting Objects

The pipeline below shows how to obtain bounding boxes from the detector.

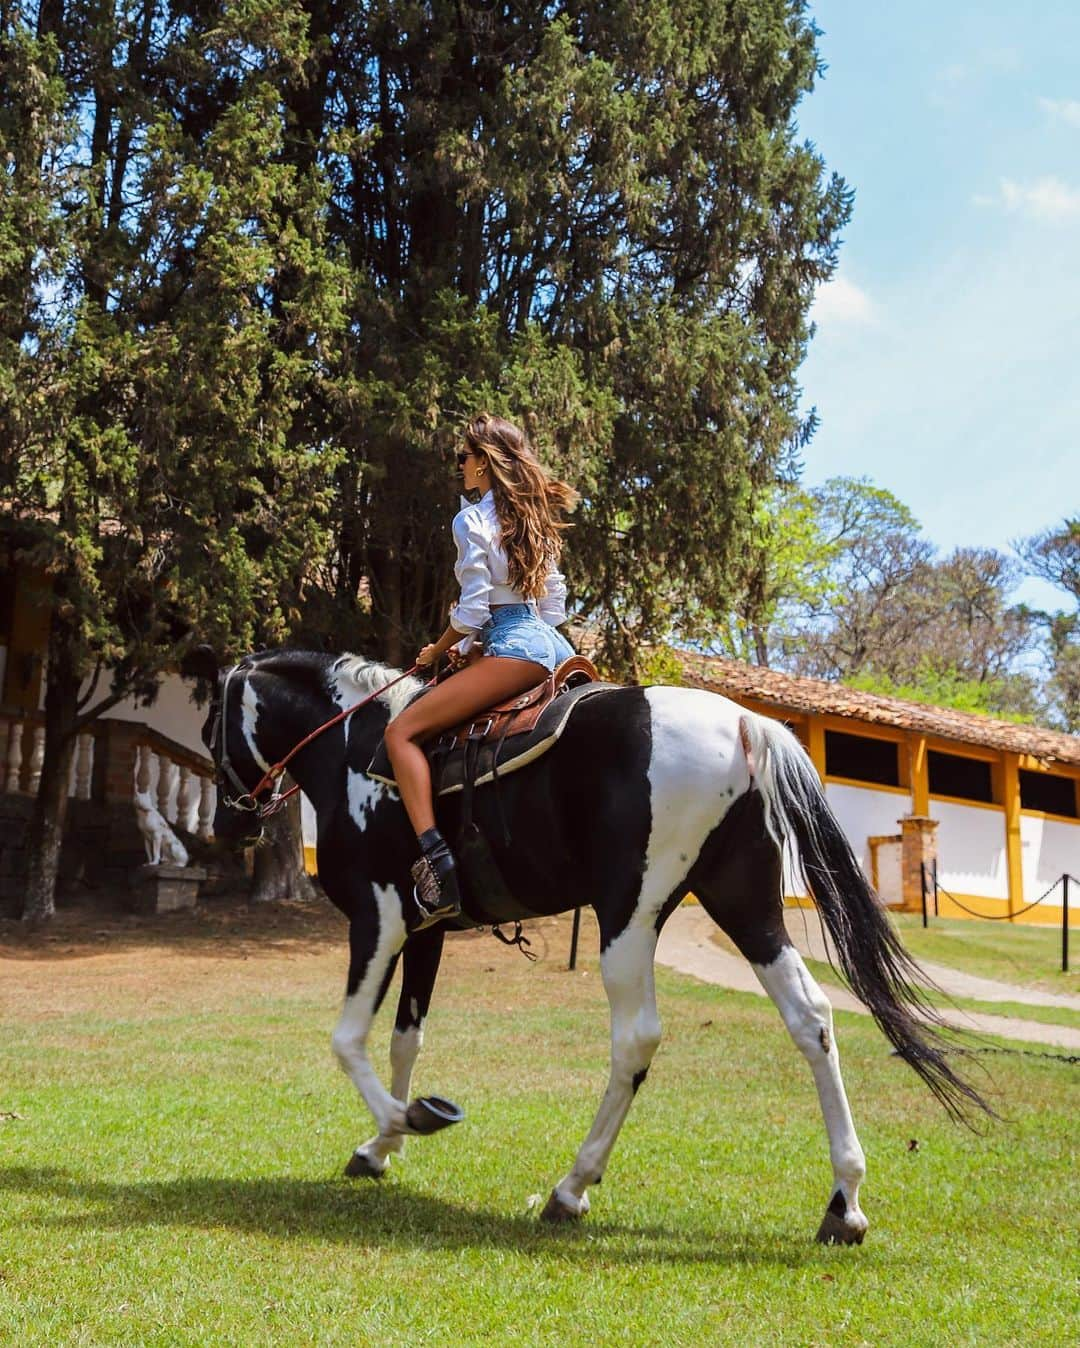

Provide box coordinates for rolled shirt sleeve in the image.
[449,513,493,636]
[537,563,567,626]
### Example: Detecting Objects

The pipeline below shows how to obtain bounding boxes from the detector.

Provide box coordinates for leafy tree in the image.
[4,0,852,919]
[778,477,937,676]
[283,0,852,673]
[729,478,1043,719]
[1,2,347,921]
[1017,519,1080,731]
[707,480,840,666]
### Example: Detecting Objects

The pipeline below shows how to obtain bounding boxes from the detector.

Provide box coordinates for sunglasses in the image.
[455,449,475,467]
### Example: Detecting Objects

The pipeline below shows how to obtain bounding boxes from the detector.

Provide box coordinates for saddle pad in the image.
[366,680,617,797]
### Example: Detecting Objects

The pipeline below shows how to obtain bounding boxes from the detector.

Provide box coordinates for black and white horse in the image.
[199,648,988,1244]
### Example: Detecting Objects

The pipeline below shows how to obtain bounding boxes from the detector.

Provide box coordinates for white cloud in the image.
[812,273,874,326]
[1039,97,1080,128]
[996,176,1080,222]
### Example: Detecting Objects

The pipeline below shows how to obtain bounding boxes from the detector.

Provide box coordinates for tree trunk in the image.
[250,786,317,904]
[22,639,79,924]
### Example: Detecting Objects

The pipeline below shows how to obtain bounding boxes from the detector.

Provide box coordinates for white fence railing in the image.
[1,712,215,841]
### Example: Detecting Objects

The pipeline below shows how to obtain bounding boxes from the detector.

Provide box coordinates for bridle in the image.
[210,661,421,821]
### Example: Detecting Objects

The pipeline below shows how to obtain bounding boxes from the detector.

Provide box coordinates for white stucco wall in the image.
[72,671,209,758]
[301,794,317,851]
[84,671,321,846]
[825,782,911,875]
[932,798,1009,899]
[874,839,903,906]
[784,781,911,898]
[1020,814,1080,907]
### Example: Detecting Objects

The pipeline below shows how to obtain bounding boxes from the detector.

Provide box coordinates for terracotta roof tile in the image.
[679,654,1080,769]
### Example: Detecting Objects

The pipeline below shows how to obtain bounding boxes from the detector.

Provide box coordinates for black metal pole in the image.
[568,907,581,971]
[1063,874,1070,975]
[932,858,939,918]
[920,860,928,928]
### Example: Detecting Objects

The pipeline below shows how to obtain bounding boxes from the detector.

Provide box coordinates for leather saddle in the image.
[367,655,614,796]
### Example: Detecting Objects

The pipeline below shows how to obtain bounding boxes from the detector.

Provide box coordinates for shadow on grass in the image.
[0,1165,835,1268]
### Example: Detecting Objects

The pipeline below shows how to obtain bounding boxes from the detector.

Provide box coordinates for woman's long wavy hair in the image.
[461,413,579,598]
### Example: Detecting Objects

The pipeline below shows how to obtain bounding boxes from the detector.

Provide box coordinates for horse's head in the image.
[193,650,269,848]
[191,646,420,849]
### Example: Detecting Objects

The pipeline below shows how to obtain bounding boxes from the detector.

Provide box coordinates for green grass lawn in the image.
[889,913,1075,993]
[0,917,1076,1347]
[794,959,1080,1034]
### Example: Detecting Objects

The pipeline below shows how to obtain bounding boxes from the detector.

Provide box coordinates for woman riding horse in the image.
[385,412,578,931]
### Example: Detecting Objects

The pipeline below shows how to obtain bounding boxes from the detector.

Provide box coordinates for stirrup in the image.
[409,854,461,931]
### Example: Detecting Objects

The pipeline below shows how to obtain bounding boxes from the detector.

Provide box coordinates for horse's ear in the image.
[181,644,220,683]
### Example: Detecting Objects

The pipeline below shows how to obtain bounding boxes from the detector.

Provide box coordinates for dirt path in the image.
[3,898,1077,1052]
[778,906,1080,1012]
[656,905,1080,1052]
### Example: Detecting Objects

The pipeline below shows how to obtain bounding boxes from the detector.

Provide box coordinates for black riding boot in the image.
[409,828,462,931]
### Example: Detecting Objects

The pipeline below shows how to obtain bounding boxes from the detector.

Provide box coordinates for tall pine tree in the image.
[1,2,347,919]
[281,0,851,669]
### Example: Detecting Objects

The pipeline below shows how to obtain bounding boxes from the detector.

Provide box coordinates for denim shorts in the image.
[480,604,575,673]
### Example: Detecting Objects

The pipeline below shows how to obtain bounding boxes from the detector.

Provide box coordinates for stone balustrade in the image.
[0,710,215,839]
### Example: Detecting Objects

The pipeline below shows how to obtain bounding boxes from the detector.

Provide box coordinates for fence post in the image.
[932,858,939,917]
[568,907,581,971]
[920,861,928,928]
[1063,874,1070,975]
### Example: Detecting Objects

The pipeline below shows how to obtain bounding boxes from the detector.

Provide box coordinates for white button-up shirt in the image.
[448,490,567,649]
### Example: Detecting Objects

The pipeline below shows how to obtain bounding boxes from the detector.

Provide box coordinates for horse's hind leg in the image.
[753,945,868,1244]
[345,925,445,1179]
[697,795,867,1245]
[542,915,664,1222]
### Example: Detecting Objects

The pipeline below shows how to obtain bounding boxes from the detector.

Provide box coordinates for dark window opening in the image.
[825,731,900,787]
[928,751,994,803]
[1020,770,1078,818]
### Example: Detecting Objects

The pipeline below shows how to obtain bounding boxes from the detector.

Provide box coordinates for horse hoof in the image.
[405,1095,465,1135]
[344,1151,386,1180]
[815,1209,866,1245]
[539,1189,586,1223]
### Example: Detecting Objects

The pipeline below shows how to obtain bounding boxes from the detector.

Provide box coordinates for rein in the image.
[220,663,421,820]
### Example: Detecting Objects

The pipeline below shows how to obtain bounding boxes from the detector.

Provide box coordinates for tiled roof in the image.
[680,654,1080,769]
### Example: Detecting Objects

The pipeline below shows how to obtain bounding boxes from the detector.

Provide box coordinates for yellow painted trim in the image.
[303,844,317,875]
[928,792,1002,813]
[908,734,929,817]
[1019,806,1080,825]
[1017,754,1080,778]
[807,716,826,782]
[1002,753,1023,920]
[933,888,1080,927]
[821,716,904,743]
[824,774,911,797]
[923,737,998,763]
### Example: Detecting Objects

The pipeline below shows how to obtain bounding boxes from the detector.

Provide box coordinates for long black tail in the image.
[740,712,994,1126]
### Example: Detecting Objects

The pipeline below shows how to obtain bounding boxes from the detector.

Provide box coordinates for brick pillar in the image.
[899,815,938,913]
[92,719,143,805]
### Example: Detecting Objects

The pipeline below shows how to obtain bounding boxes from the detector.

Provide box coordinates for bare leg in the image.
[384,656,545,835]
[752,945,868,1244]
[345,926,446,1178]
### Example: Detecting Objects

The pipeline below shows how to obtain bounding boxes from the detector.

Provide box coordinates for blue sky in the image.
[796,1,1079,613]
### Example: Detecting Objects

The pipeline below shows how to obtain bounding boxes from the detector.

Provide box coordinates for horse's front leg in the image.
[345,924,446,1179]
[542,916,663,1222]
[331,886,410,1143]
